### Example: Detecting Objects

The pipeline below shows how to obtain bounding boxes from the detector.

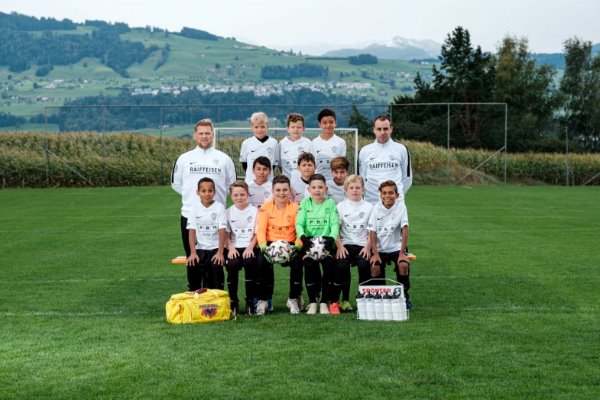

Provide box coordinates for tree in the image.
[560,37,600,152]
[392,26,497,148]
[346,104,372,137]
[495,36,558,151]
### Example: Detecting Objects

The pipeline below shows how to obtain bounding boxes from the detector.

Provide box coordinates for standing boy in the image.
[334,175,373,312]
[279,113,313,179]
[358,114,412,205]
[290,152,316,203]
[296,174,339,314]
[247,156,273,208]
[255,175,304,315]
[368,180,412,309]
[327,156,350,204]
[225,180,258,316]
[172,119,236,257]
[186,177,227,291]
[312,108,346,181]
[240,112,279,183]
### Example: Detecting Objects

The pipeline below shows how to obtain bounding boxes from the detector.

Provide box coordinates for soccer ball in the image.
[305,236,331,261]
[266,240,293,264]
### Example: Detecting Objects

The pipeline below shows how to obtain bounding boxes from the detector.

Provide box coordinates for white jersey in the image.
[358,139,412,205]
[326,179,345,204]
[187,201,227,250]
[368,200,409,254]
[247,180,272,208]
[312,134,346,180]
[171,147,236,218]
[239,136,279,183]
[337,199,373,247]
[226,204,258,248]
[279,136,313,179]
[290,174,310,204]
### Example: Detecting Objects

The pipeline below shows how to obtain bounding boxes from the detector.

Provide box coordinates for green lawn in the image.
[0,186,598,399]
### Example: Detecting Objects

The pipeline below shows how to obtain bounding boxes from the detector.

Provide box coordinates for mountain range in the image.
[324,36,441,60]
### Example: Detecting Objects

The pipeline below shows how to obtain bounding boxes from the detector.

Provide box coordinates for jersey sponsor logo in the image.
[368,162,400,170]
[189,166,223,174]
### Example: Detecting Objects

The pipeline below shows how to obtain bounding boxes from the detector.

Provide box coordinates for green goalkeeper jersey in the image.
[296,197,340,239]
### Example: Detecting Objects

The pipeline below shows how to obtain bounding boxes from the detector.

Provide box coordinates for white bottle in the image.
[373,293,384,320]
[391,293,403,321]
[365,293,375,320]
[356,292,366,320]
[383,294,393,321]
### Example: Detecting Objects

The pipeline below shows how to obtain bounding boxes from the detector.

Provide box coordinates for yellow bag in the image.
[166,289,232,324]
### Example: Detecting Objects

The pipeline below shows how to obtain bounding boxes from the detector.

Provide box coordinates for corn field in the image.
[1,132,599,188]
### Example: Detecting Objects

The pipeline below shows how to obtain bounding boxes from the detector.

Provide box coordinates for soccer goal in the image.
[214,127,359,178]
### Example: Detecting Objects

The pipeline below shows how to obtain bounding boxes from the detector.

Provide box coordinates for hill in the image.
[0,11,434,125]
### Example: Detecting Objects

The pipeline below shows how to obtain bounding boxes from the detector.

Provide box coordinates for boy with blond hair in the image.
[240,111,279,183]
[279,113,313,179]
[225,180,258,316]
[334,175,373,311]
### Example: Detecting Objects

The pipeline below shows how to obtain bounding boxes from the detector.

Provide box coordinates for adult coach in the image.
[358,114,412,204]
[171,118,236,256]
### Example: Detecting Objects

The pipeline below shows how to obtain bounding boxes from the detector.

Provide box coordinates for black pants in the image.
[335,244,370,300]
[380,251,411,299]
[180,215,191,257]
[255,243,303,301]
[226,248,257,304]
[304,255,335,303]
[187,249,225,291]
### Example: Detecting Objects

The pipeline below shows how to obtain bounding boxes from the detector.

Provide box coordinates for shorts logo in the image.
[200,304,218,318]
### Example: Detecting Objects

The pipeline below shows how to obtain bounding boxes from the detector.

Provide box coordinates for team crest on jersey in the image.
[213,159,220,165]
[211,213,217,219]
[298,146,304,153]
[267,147,273,154]
[332,146,338,152]
[389,154,401,162]
[247,215,254,223]
[359,212,365,218]
[200,304,218,318]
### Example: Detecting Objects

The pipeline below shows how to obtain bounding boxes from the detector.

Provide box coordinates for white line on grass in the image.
[0,311,154,317]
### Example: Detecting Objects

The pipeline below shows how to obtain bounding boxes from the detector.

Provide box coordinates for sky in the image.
[1,0,598,55]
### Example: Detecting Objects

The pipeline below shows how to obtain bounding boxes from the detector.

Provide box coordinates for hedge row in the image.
[1,132,599,188]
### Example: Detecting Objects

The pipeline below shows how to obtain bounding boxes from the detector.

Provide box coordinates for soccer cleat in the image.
[256,300,268,316]
[320,302,330,314]
[245,302,255,316]
[406,300,413,310]
[329,302,341,315]
[340,300,353,312]
[231,302,239,317]
[287,298,300,314]
[268,298,274,312]
[306,303,318,314]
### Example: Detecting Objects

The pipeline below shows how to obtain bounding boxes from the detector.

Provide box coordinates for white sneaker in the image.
[287,298,300,314]
[306,303,318,314]
[320,302,330,314]
[256,300,268,316]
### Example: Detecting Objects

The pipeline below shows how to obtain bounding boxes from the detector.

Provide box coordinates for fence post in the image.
[160,106,165,185]
[44,135,50,188]
[565,127,569,186]
[447,103,451,183]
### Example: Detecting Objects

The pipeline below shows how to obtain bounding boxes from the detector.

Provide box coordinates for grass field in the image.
[0,186,598,399]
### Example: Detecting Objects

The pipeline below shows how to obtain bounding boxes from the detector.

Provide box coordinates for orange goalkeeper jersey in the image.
[256,199,302,247]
